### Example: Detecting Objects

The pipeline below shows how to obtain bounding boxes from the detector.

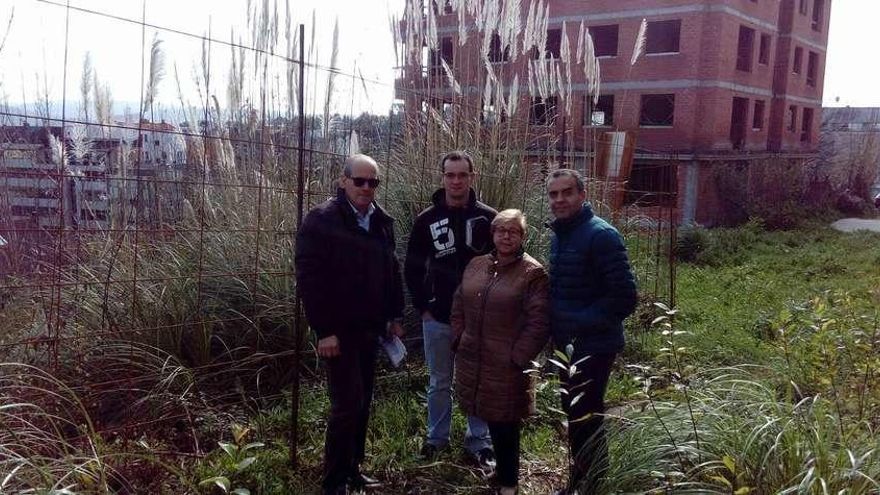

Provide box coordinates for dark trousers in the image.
[487,421,521,487]
[321,337,378,493]
[559,352,616,494]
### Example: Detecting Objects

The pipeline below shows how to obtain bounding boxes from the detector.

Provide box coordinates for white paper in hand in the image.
[380,335,407,367]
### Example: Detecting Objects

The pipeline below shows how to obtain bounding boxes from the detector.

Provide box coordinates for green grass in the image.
[666,222,880,366]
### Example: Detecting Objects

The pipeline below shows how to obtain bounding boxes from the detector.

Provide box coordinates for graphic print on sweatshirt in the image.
[429,215,492,259]
[430,218,456,257]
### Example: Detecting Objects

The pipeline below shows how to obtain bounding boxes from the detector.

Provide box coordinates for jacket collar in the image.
[431,187,478,210]
[335,187,392,226]
[489,248,525,270]
[548,203,594,233]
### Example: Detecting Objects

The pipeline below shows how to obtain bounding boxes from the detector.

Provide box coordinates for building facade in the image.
[0,125,112,231]
[397,0,832,224]
[0,120,188,234]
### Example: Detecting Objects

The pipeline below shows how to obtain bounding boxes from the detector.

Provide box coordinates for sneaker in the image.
[420,443,442,460]
[474,447,496,475]
[348,472,382,491]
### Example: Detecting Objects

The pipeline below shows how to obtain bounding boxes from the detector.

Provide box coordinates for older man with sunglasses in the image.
[296,154,405,495]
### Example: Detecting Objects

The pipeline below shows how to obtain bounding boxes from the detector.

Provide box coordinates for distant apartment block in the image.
[397,0,832,224]
[0,125,111,231]
[0,120,187,233]
[821,107,880,197]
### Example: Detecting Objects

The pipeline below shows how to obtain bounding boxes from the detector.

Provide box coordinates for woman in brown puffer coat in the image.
[451,209,550,495]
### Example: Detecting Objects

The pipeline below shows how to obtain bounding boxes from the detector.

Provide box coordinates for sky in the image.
[0,0,876,122]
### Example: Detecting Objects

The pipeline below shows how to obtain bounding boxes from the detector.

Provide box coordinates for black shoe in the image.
[474,447,496,475]
[321,485,347,495]
[348,472,382,491]
[420,443,443,460]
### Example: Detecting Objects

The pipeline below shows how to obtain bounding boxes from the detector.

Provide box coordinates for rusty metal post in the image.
[290,23,306,469]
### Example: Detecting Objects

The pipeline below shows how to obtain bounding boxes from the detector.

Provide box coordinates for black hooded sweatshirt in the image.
[404,188,497,324]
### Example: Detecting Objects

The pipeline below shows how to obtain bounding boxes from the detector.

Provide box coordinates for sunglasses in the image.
[349,176,381,188]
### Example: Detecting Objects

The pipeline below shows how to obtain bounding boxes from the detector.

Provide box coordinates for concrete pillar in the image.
[681,160,699,225]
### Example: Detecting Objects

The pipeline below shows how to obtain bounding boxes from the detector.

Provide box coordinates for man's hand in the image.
[421,311,435,322]
[388,320,405,338]
[317,335,340,358]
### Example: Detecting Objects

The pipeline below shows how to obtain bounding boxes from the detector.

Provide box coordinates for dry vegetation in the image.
[1,1,878,493]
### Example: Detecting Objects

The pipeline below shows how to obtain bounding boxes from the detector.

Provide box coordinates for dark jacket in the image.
[548,204,638,355]
[452,252,549,423]
[295,189,405,342]
[404,188,496,323]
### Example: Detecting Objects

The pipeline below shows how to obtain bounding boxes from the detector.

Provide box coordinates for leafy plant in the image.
[199,425,265,495]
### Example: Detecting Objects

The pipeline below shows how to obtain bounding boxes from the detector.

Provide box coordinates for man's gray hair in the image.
[343,154,378,177]
[546,168,585,193]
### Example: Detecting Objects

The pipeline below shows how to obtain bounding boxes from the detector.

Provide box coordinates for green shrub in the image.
[604,367,880,494]
[693,217,765,267]
[675,224,709,263]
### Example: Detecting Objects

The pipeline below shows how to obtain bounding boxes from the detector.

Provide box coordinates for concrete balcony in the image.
[9,197,60,208]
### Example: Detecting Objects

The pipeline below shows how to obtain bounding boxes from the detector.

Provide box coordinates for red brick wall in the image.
[399,1,831,224]
[405,0,830,155]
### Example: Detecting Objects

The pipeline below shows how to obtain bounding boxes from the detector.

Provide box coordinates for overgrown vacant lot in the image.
[188,221,880,494]
[1,221,877,493]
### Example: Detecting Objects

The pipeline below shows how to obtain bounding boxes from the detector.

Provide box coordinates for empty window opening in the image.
[730,97,749,150]
[788,105,798,131]
[590,25,619,57]
[432,0,453,15]
[640,94,675,127]
[624,160,677,207]
[801,107,814,142]
[646,19,681,54]
[806,51,818,87]
[758,34,771,65]
[736,26,755,72]
[530,96,558,125]
[793,46,803,74]
[812,0,825,31]
[799,0,809,15]
[752,100,765,130]
[534,29,562,59]
[584,95,615,126]
[488,32,510,62]
[429,37,454,76]
[481,97,507,125]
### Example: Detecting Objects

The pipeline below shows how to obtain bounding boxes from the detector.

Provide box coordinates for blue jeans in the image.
[423,319,491,453]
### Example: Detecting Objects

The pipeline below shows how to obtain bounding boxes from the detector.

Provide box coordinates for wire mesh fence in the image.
[0,0,677,490]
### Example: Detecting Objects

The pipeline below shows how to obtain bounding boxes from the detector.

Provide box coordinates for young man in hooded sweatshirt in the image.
[405,151,497,471]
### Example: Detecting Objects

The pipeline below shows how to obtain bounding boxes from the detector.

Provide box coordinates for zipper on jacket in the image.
[472,262,502,413]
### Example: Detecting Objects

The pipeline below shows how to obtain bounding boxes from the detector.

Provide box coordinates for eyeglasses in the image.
[493,227,523,238]
[349,176,380,188]
[443,172,472,180]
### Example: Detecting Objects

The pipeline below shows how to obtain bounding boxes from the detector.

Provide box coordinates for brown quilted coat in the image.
[451,252,550,423]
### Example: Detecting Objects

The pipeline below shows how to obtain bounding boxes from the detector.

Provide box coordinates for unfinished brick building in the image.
[396,0,831,224]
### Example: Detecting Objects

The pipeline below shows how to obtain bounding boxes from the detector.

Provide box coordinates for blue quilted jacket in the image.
[548,204,638,355]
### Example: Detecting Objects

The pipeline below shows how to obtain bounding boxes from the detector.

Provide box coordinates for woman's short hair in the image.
[491,209,527,234]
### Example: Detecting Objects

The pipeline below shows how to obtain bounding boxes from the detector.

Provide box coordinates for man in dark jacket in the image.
[295,154,405,495]
[404,151,496,468]
[546,169,638,495]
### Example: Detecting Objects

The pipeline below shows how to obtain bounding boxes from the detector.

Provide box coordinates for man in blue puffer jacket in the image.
[546,169,638,495]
